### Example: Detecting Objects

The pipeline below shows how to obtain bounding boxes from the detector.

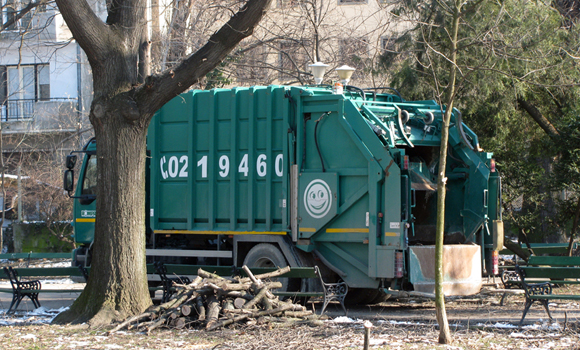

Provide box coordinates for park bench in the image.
[150,263,347,314]
[0,266,88,313]
[515,255,580,326]
[153,261,191,303]
[3,266,41,313]
[499,269,525,306]
[499,243,578,256]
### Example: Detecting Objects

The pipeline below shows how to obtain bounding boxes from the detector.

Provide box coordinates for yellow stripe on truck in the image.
[76,218,95,223]
[153,230,287,236]
[326,228,369,233]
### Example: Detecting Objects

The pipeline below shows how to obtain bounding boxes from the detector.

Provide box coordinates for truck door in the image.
[73,153,97,246]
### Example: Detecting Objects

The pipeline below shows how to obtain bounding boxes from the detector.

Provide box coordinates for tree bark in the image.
[52,0,272,326]
[504,239,531,262]
[517,98,561,140]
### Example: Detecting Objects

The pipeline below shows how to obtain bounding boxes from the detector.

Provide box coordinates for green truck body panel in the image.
[71,85,501,293]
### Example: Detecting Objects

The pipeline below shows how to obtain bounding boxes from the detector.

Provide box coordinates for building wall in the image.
[0,1,95,168]
[229,0,409,87]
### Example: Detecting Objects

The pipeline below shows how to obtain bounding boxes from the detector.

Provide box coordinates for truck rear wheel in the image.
[243,243,290,292]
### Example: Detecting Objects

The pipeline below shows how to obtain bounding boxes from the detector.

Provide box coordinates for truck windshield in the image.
[82,155,97,195]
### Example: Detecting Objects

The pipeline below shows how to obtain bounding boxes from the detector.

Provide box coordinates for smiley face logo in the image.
[304,179,332,219]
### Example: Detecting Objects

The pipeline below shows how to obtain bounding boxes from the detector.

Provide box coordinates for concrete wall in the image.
[12,222,74,253]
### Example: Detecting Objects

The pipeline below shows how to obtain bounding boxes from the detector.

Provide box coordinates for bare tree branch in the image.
[138,0,272,114]
[0,0,49,32]
[53,0,111,64]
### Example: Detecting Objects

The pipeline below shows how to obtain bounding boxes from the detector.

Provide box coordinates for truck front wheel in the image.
[243,243,290,292]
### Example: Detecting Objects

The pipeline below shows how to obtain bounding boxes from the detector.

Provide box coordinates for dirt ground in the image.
[0,283,579,349]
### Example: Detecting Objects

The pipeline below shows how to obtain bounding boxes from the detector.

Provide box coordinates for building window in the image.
[1,0,34,31]
[381,36,398,52]
[279,40,309,82]
[277,0,299,8]
[236,45,269,84]
[0,63,50,121]
[339,37,368,81]
[338,0,367,4]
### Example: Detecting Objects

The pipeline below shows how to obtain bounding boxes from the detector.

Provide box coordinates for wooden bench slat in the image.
[528,256,580,267]
[500,243,578,255]
[0,252,72,260]
[0,288,83,294]
[520,266,580,280]
[0,267,88,279]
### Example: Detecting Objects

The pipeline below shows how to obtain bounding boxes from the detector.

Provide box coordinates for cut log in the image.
[238,266,292,283]
[195,296,206,321]
[284,311,313,317]
[207,304,296,331]
[170,317,186,329]
[261,296,273,310]
[244,286,269,309]
[234,297,247,309]
[181,304,192,317]
[206,295,221,330]
[223,299,235,311]
[198,268,231,280]
[108,311,156,334]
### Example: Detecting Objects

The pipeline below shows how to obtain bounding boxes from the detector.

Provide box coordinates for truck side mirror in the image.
[66,155,77,169]
[64,170,75,194]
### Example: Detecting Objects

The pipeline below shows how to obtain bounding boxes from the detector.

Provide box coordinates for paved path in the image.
[0,281,84,313]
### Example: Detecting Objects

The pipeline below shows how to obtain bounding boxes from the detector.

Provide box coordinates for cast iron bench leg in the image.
[519,297,534,327]
[315,265,348,316]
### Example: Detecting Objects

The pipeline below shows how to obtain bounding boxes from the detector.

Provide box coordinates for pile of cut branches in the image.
[109,265,313,333]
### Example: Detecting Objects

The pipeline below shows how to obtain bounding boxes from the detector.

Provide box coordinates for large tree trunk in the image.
[55,110,151,325]
[52,0,272,326]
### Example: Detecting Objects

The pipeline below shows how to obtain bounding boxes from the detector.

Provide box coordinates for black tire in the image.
[243,243,290,292]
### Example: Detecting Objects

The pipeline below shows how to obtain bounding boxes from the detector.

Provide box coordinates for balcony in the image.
[1,98,79,126]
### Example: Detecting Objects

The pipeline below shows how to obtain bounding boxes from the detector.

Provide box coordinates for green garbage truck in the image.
[64,85,502,300]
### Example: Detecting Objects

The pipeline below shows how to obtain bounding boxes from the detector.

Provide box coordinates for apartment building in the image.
[233,0,404,87]
[0,1,96,172]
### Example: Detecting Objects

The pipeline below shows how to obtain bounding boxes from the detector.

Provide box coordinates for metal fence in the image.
[0,98,78,121]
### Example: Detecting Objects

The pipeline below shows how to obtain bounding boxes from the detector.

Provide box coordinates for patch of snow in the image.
[510,332,562,339]
[331,316,362,323]
[40,278,76,284]
[68,341,92,347]
[379,320,430,327]
[476,322,518,329]
[521,320,562,331]
[0,306,70,326]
